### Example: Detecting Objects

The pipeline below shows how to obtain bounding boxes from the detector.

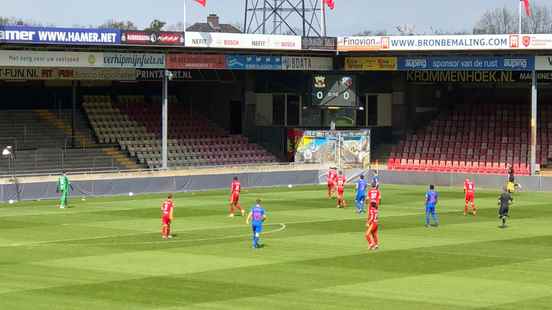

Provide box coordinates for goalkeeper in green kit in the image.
[57,171,73,209]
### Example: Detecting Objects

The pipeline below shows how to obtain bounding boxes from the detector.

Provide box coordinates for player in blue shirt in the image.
[246,199,267,249]
[425,184,439,227]
[371,171,380,189]
[355,175,368,214]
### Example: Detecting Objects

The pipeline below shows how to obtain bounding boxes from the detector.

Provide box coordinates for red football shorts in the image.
[337,188,344,195]
[162,216,171,225]
[465,192,475,202]
[230,192,240,204]
[327,182,335,190]
[368,222,378,233]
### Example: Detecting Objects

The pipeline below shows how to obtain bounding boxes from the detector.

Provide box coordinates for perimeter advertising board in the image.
[301,37,337,51]
[405,71,552,83]
[0,26,120,45]
[344,57,397,71]
[136,69,194,80]
[338,34,552,52]
[121,31,184,46]
[398,56,534,71]
[536,56,552,70]
[166,54,225,69]
[282,56,333,71]
[102,53,165,68]
[0,50,103,67]
[0,67,135,80]
[185,32,301,50]
[226,55,282,70]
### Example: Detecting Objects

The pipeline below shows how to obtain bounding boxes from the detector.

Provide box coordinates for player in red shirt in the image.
[161,194,175,240]
[464,178,476,216]
[327,167,337,198]
[365,184,381,250]
[228,176,245,217]
[336,171,347,208]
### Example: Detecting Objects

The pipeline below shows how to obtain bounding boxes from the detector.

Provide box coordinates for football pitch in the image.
[1,184,552,310]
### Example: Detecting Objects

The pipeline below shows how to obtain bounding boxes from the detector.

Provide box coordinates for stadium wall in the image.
[0,170,319,202]
[3,168,551,202]
[341,170,549,192]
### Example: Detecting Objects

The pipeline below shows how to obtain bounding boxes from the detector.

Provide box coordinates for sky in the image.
[0,0,538,35]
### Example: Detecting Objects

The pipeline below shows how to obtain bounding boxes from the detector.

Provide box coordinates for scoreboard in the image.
[311,74,357,107]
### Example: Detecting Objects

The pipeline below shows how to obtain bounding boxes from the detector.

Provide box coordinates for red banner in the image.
[121,31,184,46]
[166,54,226,69]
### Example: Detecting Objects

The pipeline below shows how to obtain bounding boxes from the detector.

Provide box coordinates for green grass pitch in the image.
[1,184,552,310]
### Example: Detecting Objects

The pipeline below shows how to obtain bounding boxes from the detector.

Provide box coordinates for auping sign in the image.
[398,56,534,71]
[536,56,552,70]
[0,26,120,45]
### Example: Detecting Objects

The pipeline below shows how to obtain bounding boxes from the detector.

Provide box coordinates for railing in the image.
[0,149,119,177]
[0,161,314,179]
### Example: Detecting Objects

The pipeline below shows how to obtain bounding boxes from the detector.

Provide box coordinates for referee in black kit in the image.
[498,187,513,228]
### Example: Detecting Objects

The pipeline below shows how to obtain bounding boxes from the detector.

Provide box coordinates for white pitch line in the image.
[3,223,287,248]
[92,223,288,246]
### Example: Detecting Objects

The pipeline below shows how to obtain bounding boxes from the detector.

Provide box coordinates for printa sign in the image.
[398,56,534,71]
[0,26,121,45]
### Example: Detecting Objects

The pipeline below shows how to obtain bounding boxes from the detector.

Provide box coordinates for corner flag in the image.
[195,0,206,7]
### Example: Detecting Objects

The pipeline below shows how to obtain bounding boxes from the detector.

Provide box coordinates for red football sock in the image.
[236,204,243,211]
[373,231,379,246]
[367,234,374,248]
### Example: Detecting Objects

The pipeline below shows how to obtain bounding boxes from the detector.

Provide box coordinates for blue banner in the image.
[398,56,534,71]
[0,26,121,45]
[225,55,282,70]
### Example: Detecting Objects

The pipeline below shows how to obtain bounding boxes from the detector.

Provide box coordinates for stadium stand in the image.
[0,109,136,175]
[83,95,279,169]
[387,103,541,176]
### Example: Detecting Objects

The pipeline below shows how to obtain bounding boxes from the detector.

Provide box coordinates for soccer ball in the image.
[516,183,522,191]
[8,199,14,204]
[129,192,134,197]
[81,197,86,201]
[288,184,293,188]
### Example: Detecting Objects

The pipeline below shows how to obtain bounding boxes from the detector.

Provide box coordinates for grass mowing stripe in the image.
[0,184,551,310]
